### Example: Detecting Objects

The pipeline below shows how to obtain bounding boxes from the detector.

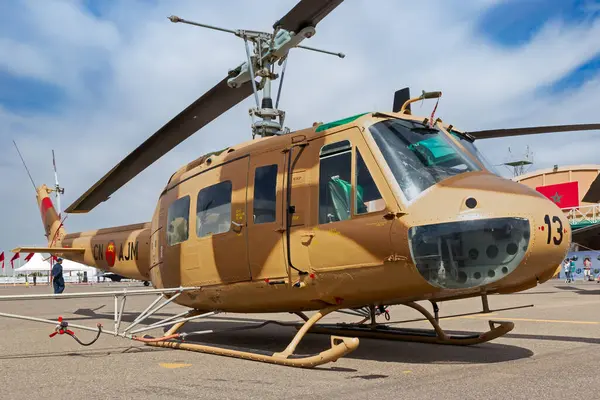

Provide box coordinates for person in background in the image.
[583,257,592,281]
[52,258,65,294]
[569,258,577,283]
[563,259,571,283]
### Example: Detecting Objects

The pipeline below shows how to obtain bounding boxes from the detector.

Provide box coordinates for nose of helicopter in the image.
[405,172,571,292]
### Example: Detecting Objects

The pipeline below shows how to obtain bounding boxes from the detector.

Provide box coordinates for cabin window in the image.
[197,181,233,238]
[253,164,278,224]
[355,149,385,214]
[166,195,190,246]
[318,140,352,224]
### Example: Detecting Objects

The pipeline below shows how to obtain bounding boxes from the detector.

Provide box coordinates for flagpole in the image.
[1,252,5,288]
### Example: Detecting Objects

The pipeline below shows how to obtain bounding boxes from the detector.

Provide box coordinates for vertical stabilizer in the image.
[36,184,66,247]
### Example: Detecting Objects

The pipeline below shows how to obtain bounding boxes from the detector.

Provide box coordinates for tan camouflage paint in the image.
[29,112,570,313]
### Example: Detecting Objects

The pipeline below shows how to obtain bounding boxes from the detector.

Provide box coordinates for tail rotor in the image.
[52,150,65,219]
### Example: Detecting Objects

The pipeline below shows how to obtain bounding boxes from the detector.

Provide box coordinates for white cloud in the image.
[1,0,600,256]
[0,38,54,81]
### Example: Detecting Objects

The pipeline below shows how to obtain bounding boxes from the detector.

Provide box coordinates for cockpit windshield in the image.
[368,118,480,201]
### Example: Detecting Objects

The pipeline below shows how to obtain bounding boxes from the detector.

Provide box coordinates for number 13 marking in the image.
[543,214,563,245]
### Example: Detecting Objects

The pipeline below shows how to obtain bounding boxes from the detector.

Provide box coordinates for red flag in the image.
[536,181,579,209]
[0,252,4,269]
[10,253,19,269]
[24,253,34,262]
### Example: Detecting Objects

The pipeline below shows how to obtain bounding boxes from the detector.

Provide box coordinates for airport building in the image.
[514,165,600,280]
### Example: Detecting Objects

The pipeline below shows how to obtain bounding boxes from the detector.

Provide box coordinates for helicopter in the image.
[8,0,600,368]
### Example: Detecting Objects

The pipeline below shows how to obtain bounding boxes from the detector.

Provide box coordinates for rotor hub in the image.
[169,15,345,139]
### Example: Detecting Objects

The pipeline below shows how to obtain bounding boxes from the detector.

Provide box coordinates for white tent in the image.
[14,253,50,273]
[14,253,97,275]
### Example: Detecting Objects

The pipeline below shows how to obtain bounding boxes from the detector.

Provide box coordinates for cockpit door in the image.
[302,127,399,272]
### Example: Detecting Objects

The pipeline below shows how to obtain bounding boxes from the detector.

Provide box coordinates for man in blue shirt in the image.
[52,257,65,294]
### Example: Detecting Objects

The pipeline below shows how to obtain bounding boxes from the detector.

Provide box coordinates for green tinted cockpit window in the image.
[315,113,369,133]
[369,119,481,201]
[408,136,455,164]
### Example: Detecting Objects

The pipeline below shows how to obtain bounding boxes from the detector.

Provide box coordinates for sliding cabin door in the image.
[162,156,251,286]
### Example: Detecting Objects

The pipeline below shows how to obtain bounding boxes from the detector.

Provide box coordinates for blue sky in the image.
[478,0,600,94]
[1,0,600,257]
[3,0,600,114]
[479,0,600,46]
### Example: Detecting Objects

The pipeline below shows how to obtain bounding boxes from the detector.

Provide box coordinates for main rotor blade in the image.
[467,123,600,140]
[65,78,253,214]
[273,0,344,31]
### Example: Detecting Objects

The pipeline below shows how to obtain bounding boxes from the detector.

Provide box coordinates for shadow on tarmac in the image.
[146,319,535,366]
[555,285,600,295]
[504,332,600,345]
[1,310,536,367]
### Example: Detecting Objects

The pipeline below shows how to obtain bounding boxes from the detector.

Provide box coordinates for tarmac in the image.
[0,279,598,400]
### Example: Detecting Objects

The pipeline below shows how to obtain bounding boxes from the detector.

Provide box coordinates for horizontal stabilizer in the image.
[11,246,85,254]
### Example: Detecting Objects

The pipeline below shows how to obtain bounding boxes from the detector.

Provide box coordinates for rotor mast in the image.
[168,15,344,138]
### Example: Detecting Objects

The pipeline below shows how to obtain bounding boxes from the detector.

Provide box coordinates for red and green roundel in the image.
[105,241,116,268]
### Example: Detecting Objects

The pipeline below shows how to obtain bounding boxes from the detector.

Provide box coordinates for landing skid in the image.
[0,289,527,367]
[0,288,358,369]
[307,297,529,346]
[145,307,359,368]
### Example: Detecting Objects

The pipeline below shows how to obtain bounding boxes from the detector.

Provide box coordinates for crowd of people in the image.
[562,256,600,283]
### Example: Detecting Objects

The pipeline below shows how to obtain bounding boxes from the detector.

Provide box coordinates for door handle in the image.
[301,232,315,245]
[231,220,243,233]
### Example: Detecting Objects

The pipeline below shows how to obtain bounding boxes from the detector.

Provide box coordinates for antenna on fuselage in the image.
[12,140,37,193]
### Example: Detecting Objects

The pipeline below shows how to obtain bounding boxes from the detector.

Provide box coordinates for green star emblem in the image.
[550,192,562,204]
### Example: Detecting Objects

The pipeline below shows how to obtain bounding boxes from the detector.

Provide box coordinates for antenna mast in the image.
[168,15,345,138]
[12,140,37,192]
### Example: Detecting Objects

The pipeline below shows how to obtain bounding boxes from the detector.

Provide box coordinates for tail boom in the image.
[33,184,150,281]
[61,222,151,281]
